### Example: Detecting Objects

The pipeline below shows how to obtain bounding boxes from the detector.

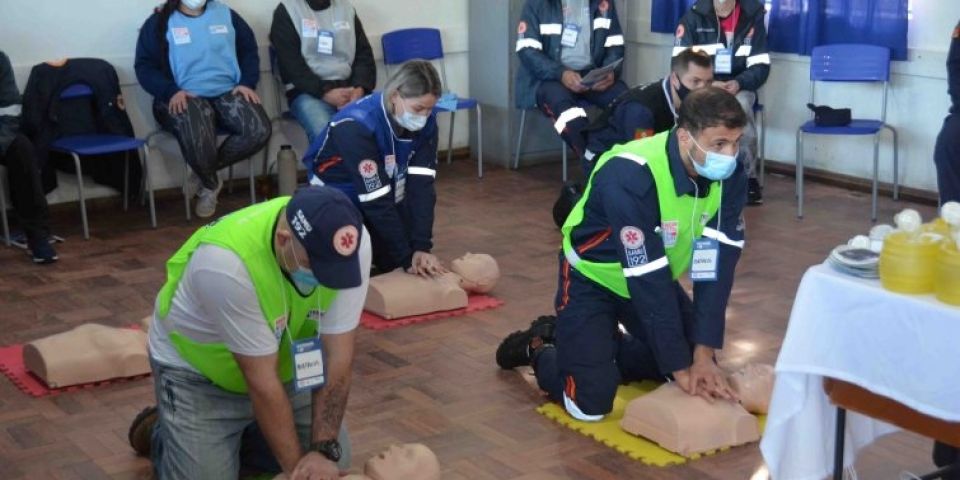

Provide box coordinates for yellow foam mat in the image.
[536,381,766,467]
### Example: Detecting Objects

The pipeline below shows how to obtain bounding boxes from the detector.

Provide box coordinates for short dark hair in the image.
[677,87,748,135]
[670,49,713,76]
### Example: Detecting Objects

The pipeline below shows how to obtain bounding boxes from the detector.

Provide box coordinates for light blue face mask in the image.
[394,98,429,132]
[286,243,319,293]
[689,136,738,181]
[181,0,207,10]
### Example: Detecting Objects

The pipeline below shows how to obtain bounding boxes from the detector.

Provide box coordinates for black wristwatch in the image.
[310,439,342,462]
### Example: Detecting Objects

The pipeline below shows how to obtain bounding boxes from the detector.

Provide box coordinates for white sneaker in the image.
[195,179,222,218]
[183,170,203,200]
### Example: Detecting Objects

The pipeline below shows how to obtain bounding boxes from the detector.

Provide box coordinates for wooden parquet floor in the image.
[0,158,942,479]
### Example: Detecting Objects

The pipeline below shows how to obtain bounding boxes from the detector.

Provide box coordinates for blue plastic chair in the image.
[381,28,484,178]
[49,83,155,239]
[512,100,590,183]
[796,44,899,221]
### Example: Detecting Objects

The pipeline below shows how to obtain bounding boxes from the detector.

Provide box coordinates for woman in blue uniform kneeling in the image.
[304,60,444,277]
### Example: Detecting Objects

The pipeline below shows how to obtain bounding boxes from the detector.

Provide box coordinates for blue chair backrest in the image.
[60,83,94,100]
[381,28,443,65]
[810,44,891,83]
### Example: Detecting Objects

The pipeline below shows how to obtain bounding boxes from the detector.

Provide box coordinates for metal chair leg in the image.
[888,126,899,201]
[72,153,90,240]
[797,130,804,219]
[872,133,881,222]
[123,151,130,212]
[0,174,9,246]
[227,164,235,194]
[759,108,766,188]
[513,110,527,170]
[183,163,192,222]
[248,157,257,204]
[476,105,483,179]
[832,407,847,480]
[142,145,157,229]
[446,111,456,165]
[561,142,568,182]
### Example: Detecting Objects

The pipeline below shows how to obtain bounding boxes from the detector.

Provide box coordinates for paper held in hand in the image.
[579,58,623,87]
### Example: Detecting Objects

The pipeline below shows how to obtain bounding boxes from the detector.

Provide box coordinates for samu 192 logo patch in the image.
[358,159,382,192]
[620,226,648,267]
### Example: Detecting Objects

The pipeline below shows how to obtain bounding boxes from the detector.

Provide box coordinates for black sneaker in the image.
[496,315,557,370]
[747,178,764,206]
[28,239,58,264]
[128,406,158,457]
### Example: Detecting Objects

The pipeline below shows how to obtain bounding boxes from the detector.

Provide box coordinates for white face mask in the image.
[392,96,429,132]
[181,0,207,11]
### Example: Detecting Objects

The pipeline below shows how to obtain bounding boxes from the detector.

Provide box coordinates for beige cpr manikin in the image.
[727,363,775,415]
[273,443,440,480]
[620,383,760,456]
[364,253,500,319]
[22,323,150,388]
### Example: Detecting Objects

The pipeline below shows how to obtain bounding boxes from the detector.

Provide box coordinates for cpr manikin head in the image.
[676,88,747,181]
[450,253,500,294]
[727,363,775,414]
[670,49,714,104]
[365,443,440,480]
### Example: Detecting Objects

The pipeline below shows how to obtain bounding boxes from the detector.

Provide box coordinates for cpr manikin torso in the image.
[22,323,150,388]
[274,443,440,480]
[620,383,760,456]
[727,363,775,414]
[364,253,500,319]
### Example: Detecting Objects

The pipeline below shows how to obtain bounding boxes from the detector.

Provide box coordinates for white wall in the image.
[0,0,469,204]
[622,0,960,193]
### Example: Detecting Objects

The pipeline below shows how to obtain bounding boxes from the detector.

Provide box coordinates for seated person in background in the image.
[270,0,376,144]
[0,50,57,264]
[304,60,445,277]
[135,0,272,219]
[583,49,714,175]
[675,0,770,205]
[515,0,627,162]
[497,88,748,421]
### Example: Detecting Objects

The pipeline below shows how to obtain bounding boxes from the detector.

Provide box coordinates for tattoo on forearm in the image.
[312,377,350,440]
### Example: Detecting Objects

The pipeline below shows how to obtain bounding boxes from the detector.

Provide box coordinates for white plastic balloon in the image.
[847,235,870,249]
[894,209,922,233]
[942,202,960,227]
[869,224,894,240]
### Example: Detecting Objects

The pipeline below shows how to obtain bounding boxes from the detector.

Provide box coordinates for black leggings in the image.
[153,93,271,190]
[0,134,50,243]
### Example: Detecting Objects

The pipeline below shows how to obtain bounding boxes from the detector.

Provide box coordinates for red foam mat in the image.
[0,343,151,398]
[360,294,504,331]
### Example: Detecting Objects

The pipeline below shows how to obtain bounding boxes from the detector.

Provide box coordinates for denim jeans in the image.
[150,357,351,479]
[290,93,338,145]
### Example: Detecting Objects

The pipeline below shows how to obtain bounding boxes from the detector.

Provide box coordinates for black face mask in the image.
[674,75,692,101]
[306,0,331,10]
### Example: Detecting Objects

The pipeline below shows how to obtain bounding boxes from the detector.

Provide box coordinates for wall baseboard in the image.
[763,159,939,206]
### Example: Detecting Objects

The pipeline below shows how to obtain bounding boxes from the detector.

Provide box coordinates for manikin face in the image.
[364,443,440,480]
[450,253,500,294]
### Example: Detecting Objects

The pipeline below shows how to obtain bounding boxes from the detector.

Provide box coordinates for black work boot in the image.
[128,406,158,457]
[496,315,557,369]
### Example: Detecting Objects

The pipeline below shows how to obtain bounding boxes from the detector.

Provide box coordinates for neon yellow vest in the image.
[156,197,338,393]
[561,131,722,298]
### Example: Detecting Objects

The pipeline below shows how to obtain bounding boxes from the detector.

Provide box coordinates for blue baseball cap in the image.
[286,186,364,289]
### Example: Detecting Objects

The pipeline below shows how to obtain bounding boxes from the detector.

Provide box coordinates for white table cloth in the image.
[760,263,960,480]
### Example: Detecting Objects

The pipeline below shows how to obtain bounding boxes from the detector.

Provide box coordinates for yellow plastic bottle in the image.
[922,218,951,237]
[878,231,942,294]
[937,241,960,306]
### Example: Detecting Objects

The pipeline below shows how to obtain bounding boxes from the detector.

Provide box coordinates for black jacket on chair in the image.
[21,58,141,196]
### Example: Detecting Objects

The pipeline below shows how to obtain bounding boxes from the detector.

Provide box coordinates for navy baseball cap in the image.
[286,186,364,289]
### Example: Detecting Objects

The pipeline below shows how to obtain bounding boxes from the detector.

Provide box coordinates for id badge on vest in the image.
[292,337,326,392]
[714,48,733,74]
[561,24,580,48]
[172,27,191,45]
[690,238,719,282]
[318,30,335,55]
[301,18,319,38]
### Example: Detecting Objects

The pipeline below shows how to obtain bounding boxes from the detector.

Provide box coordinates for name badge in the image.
[301,18,318,38]
[561,23,580,48]
[384,154,397,178]
[690,238,719,282]
[318,30,335,55]
[292,338,325,393]
[172,27,191,45]
[395,172,407,203]
[715,48,733,74]
[209,24,229,35]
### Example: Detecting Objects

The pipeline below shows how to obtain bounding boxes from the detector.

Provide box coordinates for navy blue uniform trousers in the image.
[935,114,960,204]
[536,80,627,159]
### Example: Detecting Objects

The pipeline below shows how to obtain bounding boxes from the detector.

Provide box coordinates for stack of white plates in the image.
[827,245,880,278]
